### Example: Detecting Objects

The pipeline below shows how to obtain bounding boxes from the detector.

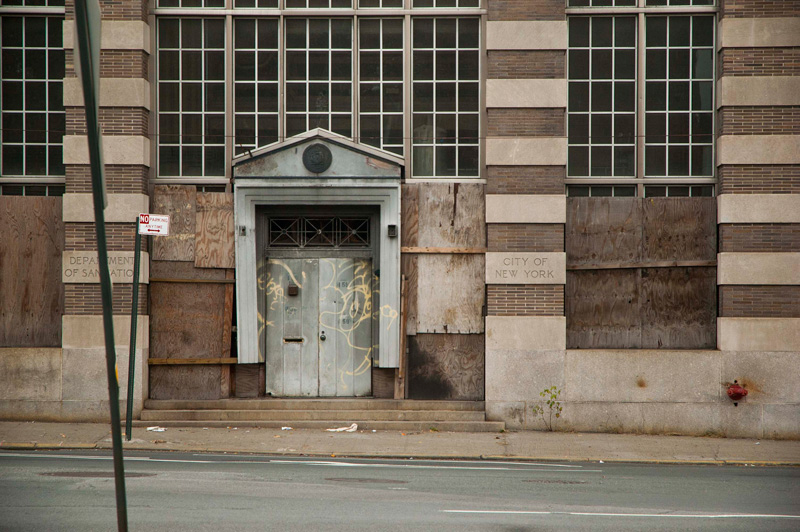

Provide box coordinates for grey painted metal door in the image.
[265,258,372,396]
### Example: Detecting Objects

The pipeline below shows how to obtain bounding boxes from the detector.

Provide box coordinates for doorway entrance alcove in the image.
[233,130,402,396]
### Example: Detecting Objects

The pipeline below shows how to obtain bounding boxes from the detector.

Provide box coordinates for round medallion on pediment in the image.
[302,143,333,173]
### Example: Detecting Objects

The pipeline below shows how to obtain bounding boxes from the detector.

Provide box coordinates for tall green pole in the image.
[74,0,128,530]
[126,228,142,441]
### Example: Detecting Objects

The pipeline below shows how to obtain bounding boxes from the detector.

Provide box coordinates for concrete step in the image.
[133,419,506,432]
[143,399,485,412]
[140,409,486,422]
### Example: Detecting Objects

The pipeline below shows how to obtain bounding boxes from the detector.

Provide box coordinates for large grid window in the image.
[644,15,714,178]
[359,18,403,155]
[1,13,65,177]
[158,18,226,177]
[285,18,353,138]
[412,18,480,177]
[568,16,636,178]
[234,18,279,155]
[156,6,482,180]
[567,2,716,193]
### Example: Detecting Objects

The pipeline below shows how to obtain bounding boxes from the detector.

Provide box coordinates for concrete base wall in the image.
[0,345,148,423]
[486,349,800,439]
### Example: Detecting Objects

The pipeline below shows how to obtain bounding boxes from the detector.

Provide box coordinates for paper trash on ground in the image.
[146,426,166,432]
[326,423,358,433]
[281,427,293,430]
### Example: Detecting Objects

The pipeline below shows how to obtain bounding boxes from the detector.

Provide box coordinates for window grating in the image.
[269,217,370,248]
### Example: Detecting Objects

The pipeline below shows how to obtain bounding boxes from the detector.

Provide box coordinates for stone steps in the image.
[139,399,503,432]
[140,408,486,422]
[143,399,486,412]
[133,419,505,432]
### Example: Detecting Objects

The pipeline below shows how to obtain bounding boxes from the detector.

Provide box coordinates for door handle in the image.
[320,331,326,341]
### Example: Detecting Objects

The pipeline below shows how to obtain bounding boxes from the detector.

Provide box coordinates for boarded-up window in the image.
[566,197,716,349]
[0,197,64,347]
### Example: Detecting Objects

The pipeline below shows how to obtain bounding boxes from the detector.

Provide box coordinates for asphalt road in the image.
[1,450,798,531]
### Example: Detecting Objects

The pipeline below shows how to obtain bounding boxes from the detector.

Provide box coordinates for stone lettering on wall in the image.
[62,251,149,284]
[485,252,566,284]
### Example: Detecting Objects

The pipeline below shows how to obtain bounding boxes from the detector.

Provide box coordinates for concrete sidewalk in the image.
[1,421,799,465]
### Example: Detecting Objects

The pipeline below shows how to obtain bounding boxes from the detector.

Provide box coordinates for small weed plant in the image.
[531,386,563,431]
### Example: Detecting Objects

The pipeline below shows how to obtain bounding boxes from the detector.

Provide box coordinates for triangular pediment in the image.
[233,129,403,179]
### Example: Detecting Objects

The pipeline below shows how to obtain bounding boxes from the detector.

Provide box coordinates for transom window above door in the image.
[268,216,371,248]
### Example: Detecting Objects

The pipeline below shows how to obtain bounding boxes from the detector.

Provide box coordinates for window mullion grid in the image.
[636,10,645,194]
[225,13,234,182]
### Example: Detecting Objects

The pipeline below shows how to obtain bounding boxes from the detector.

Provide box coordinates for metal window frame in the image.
[155,17,228,179]
[567,15,638,180]
[565,0,718,197]
[409,16,481,178]
[232,17,280,155]
[0,6,66,182]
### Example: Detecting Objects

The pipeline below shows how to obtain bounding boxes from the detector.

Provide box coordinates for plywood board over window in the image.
[195,192,234,269]
[151,185,196,262]
[403,183,486,334]
[148,191,236,400]
[566,197,716,349]
[0,197,64,347]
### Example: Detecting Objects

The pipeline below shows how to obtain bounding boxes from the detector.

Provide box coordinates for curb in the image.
[3,443,798,466]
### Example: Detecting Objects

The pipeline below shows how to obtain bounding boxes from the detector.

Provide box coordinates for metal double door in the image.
[265,258,373,397]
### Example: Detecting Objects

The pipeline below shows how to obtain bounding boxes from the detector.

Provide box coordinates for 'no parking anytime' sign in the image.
[138,213,170,236]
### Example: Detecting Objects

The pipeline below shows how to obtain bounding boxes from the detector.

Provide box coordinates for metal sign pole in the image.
[125,224,142,441]
[74,1,128,530]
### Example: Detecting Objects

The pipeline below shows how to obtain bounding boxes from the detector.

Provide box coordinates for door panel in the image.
[266,257,371,397]
[265,259,319,396]
[319,258,373,397]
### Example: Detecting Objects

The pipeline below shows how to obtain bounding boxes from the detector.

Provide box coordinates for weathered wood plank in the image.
[372,367,395,399]
[416,254,485,334]
[195,192,235,268]
[566,198,642,266]
[567,260,716,270]
[220,269,235,397]
[566,269,641,349]
[401,247,486,254]
[149,281,226,358]
[149,365,222,400]
[418,183,485,247]
[407,333,484,401]
[641,267,717,349]
[149,260,228,280]
[395,275,407,400]
[235,364,260,398]
[151,185,196,261]
[0,197,63,347]
[149,358,238,365]
[643,198,717,262]
[401,254,418,336]
[401,184,419,248]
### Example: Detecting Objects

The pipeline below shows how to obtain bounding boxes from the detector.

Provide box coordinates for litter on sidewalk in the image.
[146,426,166,432]
[327,423,358,433]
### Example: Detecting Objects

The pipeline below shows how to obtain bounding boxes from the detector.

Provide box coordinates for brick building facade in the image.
[1,0,798,437]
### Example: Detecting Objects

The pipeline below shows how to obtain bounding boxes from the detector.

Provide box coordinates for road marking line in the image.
[443,510,800,519]
[269,460,602,472]
[1,453,600,471]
